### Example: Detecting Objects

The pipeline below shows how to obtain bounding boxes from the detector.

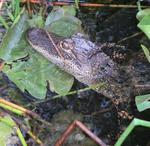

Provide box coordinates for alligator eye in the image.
[60,41,70,50]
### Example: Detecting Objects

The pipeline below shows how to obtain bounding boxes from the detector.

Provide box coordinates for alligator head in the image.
[27,28,119,86]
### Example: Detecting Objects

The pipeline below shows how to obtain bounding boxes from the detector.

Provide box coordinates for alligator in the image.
[26,27,150,103]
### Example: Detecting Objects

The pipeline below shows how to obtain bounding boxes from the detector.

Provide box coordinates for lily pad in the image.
[3,46,74,99]
[0,7,82,99]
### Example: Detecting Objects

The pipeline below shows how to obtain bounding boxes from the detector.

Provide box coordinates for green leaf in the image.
[137,15,150,39]
[45,6,77,26]
[47,16,82,37]
[27,15,44,28]
[0,116,16,146]
[0,11,28,61]
[3,46,74,99]
[1,7,80,99]
[136,8,150,21]
[141,44,150,63]
[63,5,76,16]
[135,94,150,112]
[14,0,20,18]
[45,8,65,26]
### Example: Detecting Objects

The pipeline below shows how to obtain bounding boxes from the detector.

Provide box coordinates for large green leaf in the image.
[1,7,82,99]
[0,11,28,61]
[137,14,150,39]
[3,46,74,99]
[135,94,150,112]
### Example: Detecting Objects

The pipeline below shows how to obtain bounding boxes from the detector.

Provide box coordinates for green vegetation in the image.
[135,4,150,111]
[0,5,83,99]
[0,115,27,146]
[0,1,149,146]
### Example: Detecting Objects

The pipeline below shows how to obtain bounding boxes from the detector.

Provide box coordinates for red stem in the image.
[21,0,146,8]
[54,120,107,146]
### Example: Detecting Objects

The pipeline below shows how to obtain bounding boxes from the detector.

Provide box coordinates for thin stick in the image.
[0,62,4,71]
[25,83,105,106]
[21,0,150,8]
[0,0,4,11]
[45,30,64,59]
[0,98,37,117]
[134,84,150,88]
[54,120,76,146]
[75,120,107,146]
[0,98,53,127]
[118,32,143,43]
[92,105,114,116]
[55,120,107,146]
[27,0,32,16]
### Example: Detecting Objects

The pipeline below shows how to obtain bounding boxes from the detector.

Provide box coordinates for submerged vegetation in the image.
[0,0,150,146]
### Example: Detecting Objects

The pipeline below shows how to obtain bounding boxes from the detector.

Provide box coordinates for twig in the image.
[91,105,114,116]
[75,120,107,146]
[27,0,32,16]
[55,120,76,146]
[25,83,105,106]
[45,30,64,59]
[0,98,37,117]
[0,98,53,127]
[0,0,4,11]
[117,32,143,44]
[21,0,150,8]
[134,84,150,88]
[0,62,4,71]
[55,120,107,146]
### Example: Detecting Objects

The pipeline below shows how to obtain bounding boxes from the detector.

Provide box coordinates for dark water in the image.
[35,3,150,145]
[77,3,150,146]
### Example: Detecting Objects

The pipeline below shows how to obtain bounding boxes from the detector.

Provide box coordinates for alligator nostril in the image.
[100,67,105,71]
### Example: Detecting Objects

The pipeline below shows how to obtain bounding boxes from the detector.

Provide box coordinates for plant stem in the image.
[16,127,28,146]
[115,118,150,146]
[26,83,105,106]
